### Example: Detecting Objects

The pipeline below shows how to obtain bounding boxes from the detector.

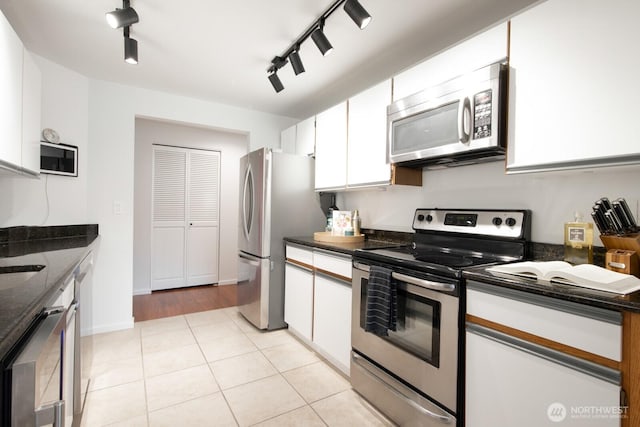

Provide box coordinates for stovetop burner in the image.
[353,209,531,279]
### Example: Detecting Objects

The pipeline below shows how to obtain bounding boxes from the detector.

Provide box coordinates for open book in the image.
[487,261,640,295]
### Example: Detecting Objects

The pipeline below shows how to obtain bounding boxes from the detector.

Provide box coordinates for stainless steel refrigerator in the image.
[237,147,326,330]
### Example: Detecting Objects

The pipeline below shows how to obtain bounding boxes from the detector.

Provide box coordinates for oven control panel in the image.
[413,209,529,239]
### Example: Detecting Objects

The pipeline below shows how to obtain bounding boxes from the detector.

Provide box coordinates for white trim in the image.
[81,317,135,336]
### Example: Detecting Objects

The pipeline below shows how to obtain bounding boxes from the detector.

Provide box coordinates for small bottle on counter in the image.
[564,212,594,264]
[344,224,354,236]
[352,209,361,236]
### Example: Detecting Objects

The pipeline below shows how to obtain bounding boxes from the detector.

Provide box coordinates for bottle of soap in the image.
[352,210,361,236]
[564,212,594,264]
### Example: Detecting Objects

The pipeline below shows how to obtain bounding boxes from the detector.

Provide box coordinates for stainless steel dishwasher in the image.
[10,275,75,427]
[73,251,93,422]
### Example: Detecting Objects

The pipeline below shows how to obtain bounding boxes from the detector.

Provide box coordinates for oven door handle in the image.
[352,353,454,424]
[353,262,455,292]
[392,272,455,292]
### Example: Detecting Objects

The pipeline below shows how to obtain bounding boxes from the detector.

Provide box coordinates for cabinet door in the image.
[295,116,315,157]
[315,103,347,190]
[0,11,24,168]
[280,125,296,154]
[284,262,314,341]
[507,0,640,172]
[21,49,42,174]
[466,329,620,427]
[313,274,352,374]
[347,80,392,187]
[393,22,508,101]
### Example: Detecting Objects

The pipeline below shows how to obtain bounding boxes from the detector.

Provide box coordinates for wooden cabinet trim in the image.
[466,313,620,371]
[622,311,640,427]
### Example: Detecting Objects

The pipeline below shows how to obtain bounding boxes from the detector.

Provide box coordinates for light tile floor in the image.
[80,306,394,426]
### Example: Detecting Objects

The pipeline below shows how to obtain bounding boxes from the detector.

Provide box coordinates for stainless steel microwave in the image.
[387,61,508,168]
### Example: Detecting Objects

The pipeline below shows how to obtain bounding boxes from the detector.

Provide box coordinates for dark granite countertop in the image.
[0,225,99,361]
[463,266,640,313]
[284,230,411,256]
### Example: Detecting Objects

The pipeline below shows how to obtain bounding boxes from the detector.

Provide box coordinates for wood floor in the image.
[132,284,238,322]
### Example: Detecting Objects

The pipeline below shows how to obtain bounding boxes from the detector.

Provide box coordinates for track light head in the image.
[106,7,139,29]
[268,70,284,93]
[344,0,371,29]
[311,21,333,56]
[124,36,138,64]
[289,49,305,75]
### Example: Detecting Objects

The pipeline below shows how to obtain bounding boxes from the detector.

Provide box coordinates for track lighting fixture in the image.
[344,0,372,29]
[289,48,305,75]
[106,0,140,64]
[268,71,284,93]
[124,36,138,64]
[267,56,288,92]
[105,2,139,29]
[266,0,372,93]
[311,20,333,56]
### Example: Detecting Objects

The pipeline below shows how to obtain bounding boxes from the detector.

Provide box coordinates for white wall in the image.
[0,56,89,226]
[339,161,640,246]
[133,118,248,295]
[86,79,296,334]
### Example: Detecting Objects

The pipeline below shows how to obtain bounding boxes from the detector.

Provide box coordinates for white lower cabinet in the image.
[284,244,353,375]
[284,262,314,341]
[466,328,620,427]
[466,282,622,427]
[313,273,352,374]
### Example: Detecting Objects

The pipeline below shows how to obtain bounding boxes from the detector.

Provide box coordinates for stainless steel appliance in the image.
[9,276,75,427]
[388,61,508,168]
[237,148,326,330]
[351,208,530,426]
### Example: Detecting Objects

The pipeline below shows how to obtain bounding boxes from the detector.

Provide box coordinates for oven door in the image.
[351,262,460,414]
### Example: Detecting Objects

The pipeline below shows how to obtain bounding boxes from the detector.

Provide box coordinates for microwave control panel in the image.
[473,89,492,139]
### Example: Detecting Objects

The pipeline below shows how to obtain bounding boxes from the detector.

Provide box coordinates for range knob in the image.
[505,217,517,227]
[492,217,503,226]
[417,214,425,221]
[426,214,433,222]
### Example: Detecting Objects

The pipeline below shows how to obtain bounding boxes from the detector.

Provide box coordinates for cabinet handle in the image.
[466,322,621,385]
[285,260,313,273]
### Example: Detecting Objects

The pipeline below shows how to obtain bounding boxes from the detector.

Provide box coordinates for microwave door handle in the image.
[458,97,471,143]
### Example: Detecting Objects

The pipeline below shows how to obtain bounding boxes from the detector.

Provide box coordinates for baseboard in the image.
[133,288,152,296]
[81,316,135,336]
[217,279,237,286]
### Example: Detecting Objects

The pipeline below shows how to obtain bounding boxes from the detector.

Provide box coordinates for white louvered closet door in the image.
[151,146,220,290]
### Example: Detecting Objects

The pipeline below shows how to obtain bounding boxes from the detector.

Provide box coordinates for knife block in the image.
[605,249,639,276]
[600,234,640,277]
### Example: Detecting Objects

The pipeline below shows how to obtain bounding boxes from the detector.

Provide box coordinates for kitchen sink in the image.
[0,265,45,290]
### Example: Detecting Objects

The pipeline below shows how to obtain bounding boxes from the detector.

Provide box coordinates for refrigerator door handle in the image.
[242,165,254,240]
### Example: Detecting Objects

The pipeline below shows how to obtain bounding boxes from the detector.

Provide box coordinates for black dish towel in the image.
[364,265,397,337]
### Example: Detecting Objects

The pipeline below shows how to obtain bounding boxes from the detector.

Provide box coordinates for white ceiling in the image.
[1,0,538,119]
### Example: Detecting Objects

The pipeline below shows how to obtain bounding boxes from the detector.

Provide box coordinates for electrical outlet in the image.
[113,201,123,215]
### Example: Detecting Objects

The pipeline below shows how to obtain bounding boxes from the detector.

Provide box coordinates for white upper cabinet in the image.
[507,0,640,172]
[280,117,315,157]
[347,80,392,187]
[280,125,296,154]
[21,49,42,174]
[393,22,509,101]
[0,11,25,169]
[295,116,315,157]
[315,102,347,190]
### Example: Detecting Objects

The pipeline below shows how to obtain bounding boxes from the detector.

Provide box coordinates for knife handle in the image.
[612,201,633,232]
[605,210,624,235]
[599,197,613,212]
[616,198,639,232]
[591,211,610,235]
